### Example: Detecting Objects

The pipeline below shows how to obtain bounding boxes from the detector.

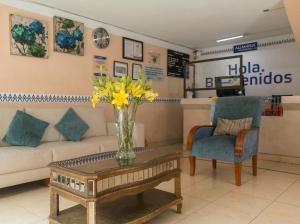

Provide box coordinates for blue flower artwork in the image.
[54,16,84,56]
[10,14,48,58]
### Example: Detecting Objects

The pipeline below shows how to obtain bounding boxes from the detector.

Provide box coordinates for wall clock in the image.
[92,28,110,49]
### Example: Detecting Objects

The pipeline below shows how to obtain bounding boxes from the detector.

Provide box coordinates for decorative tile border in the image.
[201,37,295,56]
[0,92,181,104]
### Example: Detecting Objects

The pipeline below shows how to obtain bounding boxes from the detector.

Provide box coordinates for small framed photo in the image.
[132,63,142,80]
[123,37,143,61]
[114,61,128,77]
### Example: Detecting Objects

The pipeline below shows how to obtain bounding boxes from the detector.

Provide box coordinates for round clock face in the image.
[92,28,110,49]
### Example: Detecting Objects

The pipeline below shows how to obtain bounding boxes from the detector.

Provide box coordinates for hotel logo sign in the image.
[233,42,258,53]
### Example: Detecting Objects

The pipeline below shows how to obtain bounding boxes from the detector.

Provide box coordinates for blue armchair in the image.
[186,96,264,186]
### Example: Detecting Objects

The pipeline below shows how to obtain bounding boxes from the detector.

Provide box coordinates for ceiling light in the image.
[216,35,244,43]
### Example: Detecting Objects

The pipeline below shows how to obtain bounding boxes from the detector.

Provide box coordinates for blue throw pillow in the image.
[3,110,49,147]
[55,108,89,141]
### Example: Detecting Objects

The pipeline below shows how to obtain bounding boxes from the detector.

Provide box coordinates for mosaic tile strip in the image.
[96,159,178,193]
[55,147,153,168]
[52,172,85,193]
[200,37,295,56]
[0,92,181,104]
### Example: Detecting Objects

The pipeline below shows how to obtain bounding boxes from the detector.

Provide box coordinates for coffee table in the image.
[48,147,182,224]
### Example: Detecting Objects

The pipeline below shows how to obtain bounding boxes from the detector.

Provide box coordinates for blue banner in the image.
[233,42,257,53]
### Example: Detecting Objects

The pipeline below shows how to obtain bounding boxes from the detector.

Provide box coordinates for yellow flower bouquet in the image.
[91,66,158,162]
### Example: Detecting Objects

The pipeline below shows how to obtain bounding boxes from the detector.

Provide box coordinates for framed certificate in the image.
[123,37,143,61]
[132,63,142,80]
[114,61,128,77]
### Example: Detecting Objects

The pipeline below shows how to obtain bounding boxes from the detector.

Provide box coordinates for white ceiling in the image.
[25,0,291,50]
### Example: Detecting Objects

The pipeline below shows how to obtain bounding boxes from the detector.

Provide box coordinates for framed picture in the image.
[132,63,142,80]
[123,37,143,61]
[54,16,84,56]
[114,61,128,77]
[10,14,48,58]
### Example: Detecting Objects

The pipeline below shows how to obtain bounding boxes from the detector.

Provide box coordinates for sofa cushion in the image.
[83,136,118,153]
[55,108,89,141]
[0,107,23,147]
[25,107,67,142]
[0,143,53,175]
[51,140,100,161]
[3,110,49,147]
[73,107,107,138]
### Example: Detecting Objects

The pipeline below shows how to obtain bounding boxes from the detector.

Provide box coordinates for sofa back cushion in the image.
[73,107,107,138]
[55,108,89,141]
[3,110,49,147]
[0,107,23,146]
[25,107,67,142]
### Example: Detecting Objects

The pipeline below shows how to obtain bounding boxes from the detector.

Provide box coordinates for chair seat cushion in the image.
[190,135,250,162]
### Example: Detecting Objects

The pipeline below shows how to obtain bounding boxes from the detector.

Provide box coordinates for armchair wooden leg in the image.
[234,163,242,186]
[189,156,196,176]
[212,159,217,169]
[252,155,257,176]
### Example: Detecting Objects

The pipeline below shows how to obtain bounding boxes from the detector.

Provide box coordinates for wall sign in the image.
[233,42,257,53]
[94,55,107,77]
[144,66,163,80]
[167,49,189,78]
[196,35,300,97]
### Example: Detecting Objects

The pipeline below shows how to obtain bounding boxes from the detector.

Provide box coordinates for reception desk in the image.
[181,96,300,164]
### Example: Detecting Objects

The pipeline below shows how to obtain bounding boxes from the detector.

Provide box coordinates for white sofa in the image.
[0,106,144,188]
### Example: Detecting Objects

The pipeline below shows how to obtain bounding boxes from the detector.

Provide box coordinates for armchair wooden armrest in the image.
[185,125,215,151]
[235,128,259,156]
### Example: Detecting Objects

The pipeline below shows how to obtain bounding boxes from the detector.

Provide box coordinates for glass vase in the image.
[114,103,138,163]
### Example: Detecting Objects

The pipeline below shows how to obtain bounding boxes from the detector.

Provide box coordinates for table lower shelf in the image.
[49,189,182,224]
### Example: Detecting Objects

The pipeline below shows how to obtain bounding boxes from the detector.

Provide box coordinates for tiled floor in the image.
[0,158,300,224]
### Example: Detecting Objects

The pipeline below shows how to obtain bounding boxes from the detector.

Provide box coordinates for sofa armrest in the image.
[107,122,145,147]
[235,128,259,157]
[185,125,215,151]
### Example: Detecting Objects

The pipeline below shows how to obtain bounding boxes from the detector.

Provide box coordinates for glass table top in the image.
[49,145,182,176]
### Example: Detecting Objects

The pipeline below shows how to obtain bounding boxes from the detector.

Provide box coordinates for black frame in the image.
[184,55,244,98]
[132,63,142,80]
[167,49,190,79]
[122,37,144,62]
[113,61,128,77]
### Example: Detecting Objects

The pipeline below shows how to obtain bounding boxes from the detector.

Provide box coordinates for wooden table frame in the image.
[49,152,182,224]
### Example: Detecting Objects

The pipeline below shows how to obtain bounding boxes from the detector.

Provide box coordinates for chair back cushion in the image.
[212,96,264,128]
[213,117,253,136]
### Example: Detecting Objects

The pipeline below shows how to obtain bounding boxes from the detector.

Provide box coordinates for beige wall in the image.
[284,0,300,50]
[0,4,185,146]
